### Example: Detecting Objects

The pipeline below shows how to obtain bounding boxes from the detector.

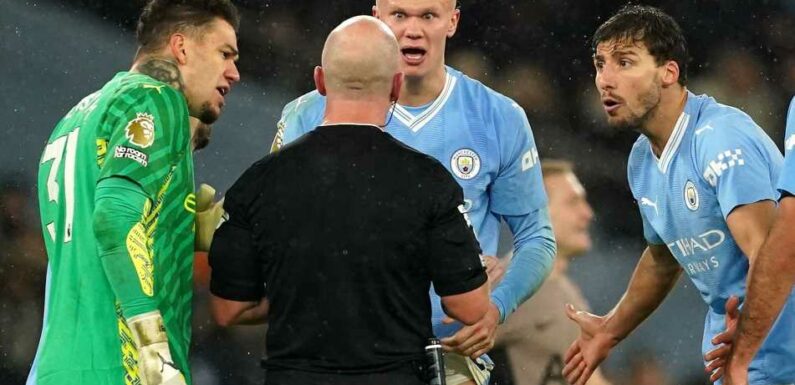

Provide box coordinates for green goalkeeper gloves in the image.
[195,183,225,252]
[127,311,186,385]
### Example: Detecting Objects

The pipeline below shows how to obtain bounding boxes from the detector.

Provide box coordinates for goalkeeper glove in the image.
[195,183,225,252]
[127,311,186,385]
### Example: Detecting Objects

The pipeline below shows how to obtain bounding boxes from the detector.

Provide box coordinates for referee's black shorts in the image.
[264,363,427,385]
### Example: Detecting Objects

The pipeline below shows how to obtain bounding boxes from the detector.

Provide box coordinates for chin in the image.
[570,238,592,256]
[198,104,221,125]
[401,64,430,80]
[606,116,638,132]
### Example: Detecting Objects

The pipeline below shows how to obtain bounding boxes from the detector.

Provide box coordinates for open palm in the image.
[562,304,616,385]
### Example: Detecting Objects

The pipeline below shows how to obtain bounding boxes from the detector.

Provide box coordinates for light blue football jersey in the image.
[628,92,794,384]
[273,67,552,338]
[779,96,795,196]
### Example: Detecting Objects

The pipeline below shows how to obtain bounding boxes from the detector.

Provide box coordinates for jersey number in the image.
[41,127,80,243]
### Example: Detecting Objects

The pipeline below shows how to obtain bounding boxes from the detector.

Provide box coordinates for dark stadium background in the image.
[2,1,793,384]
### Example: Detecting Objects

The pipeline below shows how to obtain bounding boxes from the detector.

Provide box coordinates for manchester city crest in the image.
[684,180,699,211]
[451,148,481,180]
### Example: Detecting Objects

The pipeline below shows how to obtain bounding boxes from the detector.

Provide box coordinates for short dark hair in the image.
[136,0,240,54]
[592,4,688,85]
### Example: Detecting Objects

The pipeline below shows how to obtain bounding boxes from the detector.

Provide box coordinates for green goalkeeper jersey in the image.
[32,72,196,385]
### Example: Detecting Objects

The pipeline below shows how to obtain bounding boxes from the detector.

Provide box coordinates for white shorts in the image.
[444,353,494,385]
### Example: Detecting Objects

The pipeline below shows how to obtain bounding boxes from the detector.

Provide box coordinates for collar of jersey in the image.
[392,72,457,132]
[653,109,690,174]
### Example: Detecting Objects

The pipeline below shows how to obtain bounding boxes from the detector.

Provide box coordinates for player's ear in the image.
[661,60,680,87]
[391,72,403,102]
[371,4,378,18]
[314,66,327,96]
[446,8,460,38]
[169,33,188,65]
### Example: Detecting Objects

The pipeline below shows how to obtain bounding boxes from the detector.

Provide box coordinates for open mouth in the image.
[401,47,427,64]
[602,97,622,113]
[216,86,229,97]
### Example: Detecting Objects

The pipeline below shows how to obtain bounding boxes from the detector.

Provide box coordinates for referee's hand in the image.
[440,303,500,359]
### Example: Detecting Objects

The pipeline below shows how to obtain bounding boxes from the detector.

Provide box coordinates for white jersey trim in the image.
[393,73,457,132]
[655,111,690,174]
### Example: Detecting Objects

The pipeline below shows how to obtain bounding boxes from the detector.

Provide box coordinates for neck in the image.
[323,97,391,127]
[552,253,569,276]
[643,87,688,157]
[130,55,184,92]
[399,65,447,107]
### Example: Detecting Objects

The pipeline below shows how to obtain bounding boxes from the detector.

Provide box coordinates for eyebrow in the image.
[593,49,640,60]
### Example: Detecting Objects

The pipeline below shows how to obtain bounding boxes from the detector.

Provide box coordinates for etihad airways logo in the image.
[667,229,725,257]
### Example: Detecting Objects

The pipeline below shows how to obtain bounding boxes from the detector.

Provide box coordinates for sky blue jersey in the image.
[779,96,795,196]
[272,67,556,337]
[628,92,794,384]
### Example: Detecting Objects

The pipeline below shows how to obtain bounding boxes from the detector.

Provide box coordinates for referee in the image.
[208,16,491,385]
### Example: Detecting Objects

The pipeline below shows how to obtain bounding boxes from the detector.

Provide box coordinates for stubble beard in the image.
[607,77,662,133]
[195,101,220,125]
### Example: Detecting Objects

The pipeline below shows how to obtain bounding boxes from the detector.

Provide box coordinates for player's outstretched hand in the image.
[704,296,741,383]
[482,255,506,288]
[195,183,225,252]
[440,303,500,359]
[563,304,616,385]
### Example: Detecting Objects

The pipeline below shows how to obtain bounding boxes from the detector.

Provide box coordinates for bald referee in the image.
[208,16,491,385]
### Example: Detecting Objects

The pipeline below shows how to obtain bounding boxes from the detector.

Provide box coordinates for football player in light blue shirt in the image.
[270,1,556,383]
[724,96,795,385]
[563,5,794,385]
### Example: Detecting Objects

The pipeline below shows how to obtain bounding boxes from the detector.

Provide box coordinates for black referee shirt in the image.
[209,124,487,373]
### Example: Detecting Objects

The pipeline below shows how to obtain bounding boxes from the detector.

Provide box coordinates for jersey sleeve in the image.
[638,205,664,245]
[209,168,264,301]
[694,114,783,218]
[777,96,795,196]
[426,164,488,297]
[489,100,547,216]
[270,91,326,153]
[98,85,189,199]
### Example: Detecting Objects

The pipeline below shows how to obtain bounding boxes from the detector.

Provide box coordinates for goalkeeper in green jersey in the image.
[30,1,239,385]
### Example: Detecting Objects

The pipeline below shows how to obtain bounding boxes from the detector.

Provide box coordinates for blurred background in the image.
[2,0,794,384]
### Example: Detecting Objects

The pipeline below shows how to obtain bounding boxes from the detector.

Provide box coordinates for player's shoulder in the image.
[114,72,186,110]
[281,90,326,118]
[450,67,522,115]
[448,67,531,140]
[688,93,771,155]
[692,93,764,141]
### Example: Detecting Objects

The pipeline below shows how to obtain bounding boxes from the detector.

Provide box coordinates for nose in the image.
[404,17,422,40]
[226,61,240,84]
[595,65,615,92]
[582,201,595,222]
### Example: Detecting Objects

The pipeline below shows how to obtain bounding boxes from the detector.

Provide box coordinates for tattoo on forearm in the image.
[136,58,184,91]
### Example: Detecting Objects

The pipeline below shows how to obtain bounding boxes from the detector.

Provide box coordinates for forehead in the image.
[545,172,585,199]
[594,38,650,57]
[377,0,453,11]
[197,18,238,47]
